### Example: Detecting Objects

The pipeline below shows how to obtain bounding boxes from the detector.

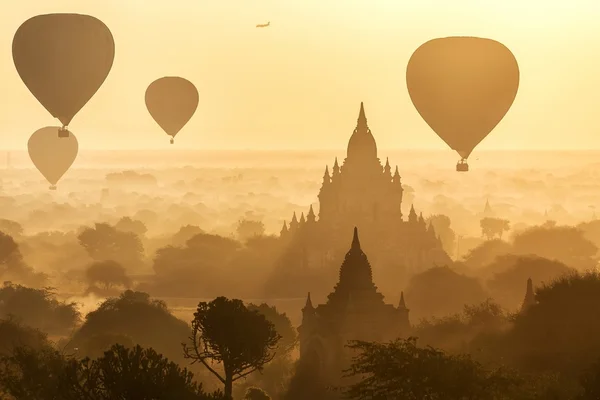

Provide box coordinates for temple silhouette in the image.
[270,102,451,297]
[298,227,411,382]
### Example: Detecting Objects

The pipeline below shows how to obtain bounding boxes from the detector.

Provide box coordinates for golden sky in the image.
[1,0,599,151]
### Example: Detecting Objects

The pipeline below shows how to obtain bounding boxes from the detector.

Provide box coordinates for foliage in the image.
[0,220,23,238]
[183,297,281,399]
[115,216,148,237]
[512,224,598,270]
[78,223,145,268]
[462,239,513,269]
[0,317,49,356]
[0,344,225,400]
[67,290,190,363]
[486,255,574,309]
[244,386,271,400]
[0,282,80,336]
[237,303,298,399]
[505,271,600,377]
[343,337,523,400]
[405,266,489,320]
[236,219,266,242]
[480,217,511,240]
[85,260,132,291]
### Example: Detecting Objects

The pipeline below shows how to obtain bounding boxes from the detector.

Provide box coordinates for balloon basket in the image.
[456,161,469,172]
[49,185,57,190]
[170,138,174,144]
[58,127,70,138]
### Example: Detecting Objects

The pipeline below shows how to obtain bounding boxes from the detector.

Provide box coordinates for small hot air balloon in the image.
[28,127,78,190]
[145,77,199,144]
[406,37,520,171]
[13,14,115,136]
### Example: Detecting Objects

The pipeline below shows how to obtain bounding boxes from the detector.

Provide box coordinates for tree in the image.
[0,344,225,400]
[505,271,600,377]
[0,282,80,336]
[78,223,145,269]
[237,304,298,399]
[426,214,456,256]
[405,266,489,320]
[115,216,148,237]
[85,345,223,399]
[0,317,49,356]
[462,239,513,270]
[67,290,190,363]
[344,337,522,400]
[236,219,266,243]
[0,231,21,265]
[244,387,271,400]
[183,297,281,399]
[485,255,574,309]
[172,225,205,247]
[512,224,598,270]
[85,260,132,291]
[480,217,510,240]
[0,219,23,238]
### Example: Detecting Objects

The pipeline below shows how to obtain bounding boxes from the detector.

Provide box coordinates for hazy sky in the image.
[1,0,600,151]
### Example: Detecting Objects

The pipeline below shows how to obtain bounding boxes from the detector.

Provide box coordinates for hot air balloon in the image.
[145,77,199,144]
[28,127,78,190]
[13,14,115,137]
[406,37,520,171]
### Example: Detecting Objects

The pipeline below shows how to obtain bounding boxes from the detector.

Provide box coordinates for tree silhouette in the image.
[236,219,266,242]
[480,218,510,240]
[505,271,600,377]
[0,344,224,400]
[344,337,521,400]
[183,297,281,399]
[244,387,271,400]
[0,282,80,336]
[78,223,144,268]
[85,260,132,291]
[67,290,190,363]
[115,216,148,237]
[512,224,597,270]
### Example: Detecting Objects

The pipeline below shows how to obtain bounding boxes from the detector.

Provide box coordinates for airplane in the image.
[256,21,270,28]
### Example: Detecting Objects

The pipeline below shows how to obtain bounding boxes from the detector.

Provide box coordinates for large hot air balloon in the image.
[13,14,115,137]
[28,127,78,190]
[406,37,520,171]
[145,77,199,144]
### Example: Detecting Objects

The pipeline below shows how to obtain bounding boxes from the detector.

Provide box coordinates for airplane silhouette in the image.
[256,21,270,28]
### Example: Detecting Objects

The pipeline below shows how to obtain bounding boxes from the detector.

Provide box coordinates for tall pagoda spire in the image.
[347,102,377,161]
[408,205,417,223]
[332,157,340,179]
[307,205,316,223]
[280,221,288,236]
[290,212,299,231]
[521,278,536,313]
[392,166,401,184]
[357,102,367,129]
[325,227,384,311]
[398,291,407,309]
[384,157,392,179]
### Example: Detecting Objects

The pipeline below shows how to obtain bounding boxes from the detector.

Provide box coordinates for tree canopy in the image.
[183,297,281,399]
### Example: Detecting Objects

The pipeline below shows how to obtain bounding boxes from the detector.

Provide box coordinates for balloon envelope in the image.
[13,13,115,127]
[406,37,520,159]
[145,77,199,140]
[28,126,78,187]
